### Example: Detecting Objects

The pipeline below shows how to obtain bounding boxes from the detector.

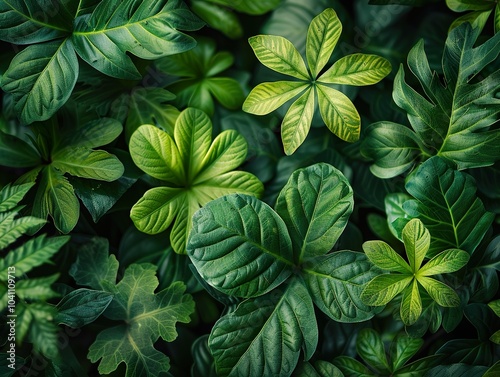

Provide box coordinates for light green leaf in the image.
[488,299,500,317]
[187,193,294,298]
[402,218,430,272]
[362,240,411,274]
[384,192,413,240]
[130,187,184,234]
[129,124,184,184]
[194,130,248,184]
[303,251,379,322]
[361,274,412,306]
[306,8,342,78]
[193,172,264,203]
[275,163,354,261]
[361,122,422,179]
[446,0,495,11]
[242,81,308,115]
[417,276,460,307]
[88,264,194,377]
[248,34,310,80]
[356,328,390,373]
[319,54,391,86]
[0,234,69,277]
[69,237,119,291]
[0,131,41,168]
[1,38,78,124]
[281,86,315,155]
[418,248,470,276]
[401,280,422,326]
[175,107,213,183]
[72,0,203,79]
[208,278,317,377]
[0,214,46,251]
[316,84,360,142]
[0,0,74,44]
[55,288,114,328]
[15,274,60,301]
[52,148,124,181]
[404,157,494,257]
[0,182,35,213]
[169,193,199,255]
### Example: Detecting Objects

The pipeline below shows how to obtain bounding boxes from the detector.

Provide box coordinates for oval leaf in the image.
[187,193,294,298]
[319,54,392,85]
[242,81,307,116]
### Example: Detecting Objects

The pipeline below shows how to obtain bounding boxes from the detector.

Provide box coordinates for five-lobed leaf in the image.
[243,8,391,155]
[130,107,263,254]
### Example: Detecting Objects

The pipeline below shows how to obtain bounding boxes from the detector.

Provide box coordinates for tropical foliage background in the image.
[0,0,499,376]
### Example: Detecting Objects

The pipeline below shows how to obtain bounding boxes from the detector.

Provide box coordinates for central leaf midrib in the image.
[72,13,162,36]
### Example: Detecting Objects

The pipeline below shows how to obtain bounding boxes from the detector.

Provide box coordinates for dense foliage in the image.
[0,0,499,376]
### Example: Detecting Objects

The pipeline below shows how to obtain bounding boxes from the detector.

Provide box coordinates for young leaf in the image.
[361,274,412,306]
[55,288,114,328]
[401,280,423,325]
[130,108,263,254]
[402,218,430,272]
[418,248,470,276]
[208,278,317,377]
[362,240,411,274]
[303,251,380,322]
[243,8,391,155]
[404,157,494,257]
[275,162,354,261]
[187,193,294,298]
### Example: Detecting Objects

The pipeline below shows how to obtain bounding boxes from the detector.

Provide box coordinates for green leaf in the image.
[55,288,114,328]
[248,34,309,80]
[52,148,124,181]
[361,122,422,179]
[0,130,41,168]
[72,0,203,79]
[243,81,308,115]
[204,0,280,15]
[14,274,60,301]
[389,333,424,371]
[402,218,430,272]
[404,157,494,257]
[319,54,391,86]
[400,279,422,325]
[418,248,470,276]
[129,124,184,184]
[33,166,80,233]
[275,163,353,261]
[293,360,344,377]
[417,277,460,307]
[488,299,500,317]
[356,328,390,373]
[0,213,46,250]
[208,278,317,377]
[446,0,495,11]
[88,264,194,377]
[190,0,242,39]
[303,251,380,322]
[0,234,69,277]
[391,24,500,170]
[306,8,342,78]
[69,237,119,291]
[130,108,263,253]
[361,274,412,306]
[316,84,360,143]
[362,240,411,274]
[281,86,315,156]
[59,117,124,149]
[187,193,294,298]
[0,182,35,212]
[1,39,78,124]
[333,356,374,376]
[0,0,74,44]
[205,77,245,110]
[384,192,412,240]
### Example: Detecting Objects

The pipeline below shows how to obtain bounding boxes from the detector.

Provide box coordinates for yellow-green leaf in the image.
[417,276,460,307]
[400,280,422,326]
[319,54,391,85]
[361,274,412,306]
[402,218,430,272]
[242,81,308,115]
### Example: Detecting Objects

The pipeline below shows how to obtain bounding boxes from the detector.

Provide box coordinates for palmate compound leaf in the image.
[130,107,263,254]
[70,238,194,377]
[361,218,470,326]
[208,278,318,377]
[243,8,391,155]
[363,22,500,178]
